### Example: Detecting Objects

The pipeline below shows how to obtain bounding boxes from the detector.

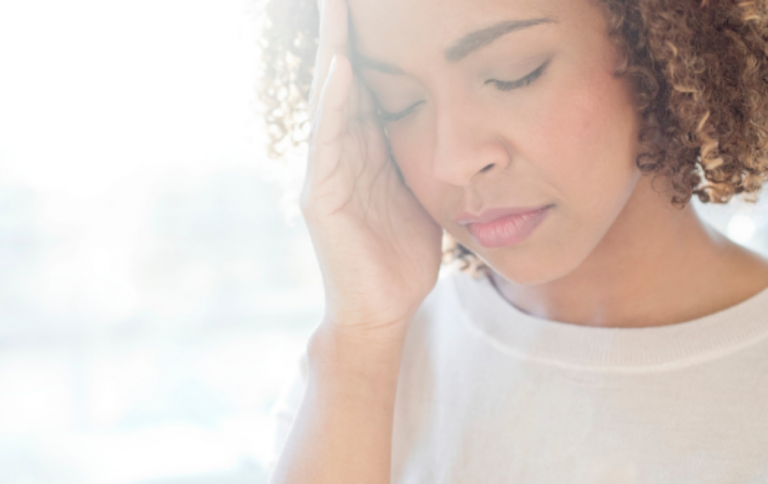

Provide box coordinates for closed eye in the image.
[486,58,550,91]
[376,58,551,124]
[377,101,425,124]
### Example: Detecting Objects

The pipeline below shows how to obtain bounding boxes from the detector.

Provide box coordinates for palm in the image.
[299,0,443,337]
[303,73,443,333]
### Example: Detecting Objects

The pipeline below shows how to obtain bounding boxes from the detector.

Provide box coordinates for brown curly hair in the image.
[256,0,768,275]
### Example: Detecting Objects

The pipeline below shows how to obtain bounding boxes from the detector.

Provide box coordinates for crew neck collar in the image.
[450,270,768,372]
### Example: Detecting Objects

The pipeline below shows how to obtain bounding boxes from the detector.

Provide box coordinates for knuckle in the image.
[298,198,310,215]
[298,193,317,219]
[298,182,313,207]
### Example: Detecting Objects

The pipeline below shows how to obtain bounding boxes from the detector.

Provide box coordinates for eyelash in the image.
[486,59,550,91]
[376,59,550,124]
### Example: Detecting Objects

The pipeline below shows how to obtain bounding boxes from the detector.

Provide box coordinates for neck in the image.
[491,176,768,328]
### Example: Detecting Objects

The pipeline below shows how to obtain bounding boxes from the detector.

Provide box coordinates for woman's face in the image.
[349,0,643,284]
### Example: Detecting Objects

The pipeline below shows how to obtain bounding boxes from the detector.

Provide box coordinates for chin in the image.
[473,240,594,287]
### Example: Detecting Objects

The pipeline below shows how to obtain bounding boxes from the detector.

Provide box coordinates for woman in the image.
[259,0,768,481]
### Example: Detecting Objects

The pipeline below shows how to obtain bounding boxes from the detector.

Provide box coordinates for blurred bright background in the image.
[0,1,766,483]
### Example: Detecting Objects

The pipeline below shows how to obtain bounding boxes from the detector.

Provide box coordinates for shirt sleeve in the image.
[262,346,310,481]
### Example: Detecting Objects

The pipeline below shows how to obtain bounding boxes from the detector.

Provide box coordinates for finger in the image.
[309,0,349,120]
[306,54,353,186]
[346,76,379,124]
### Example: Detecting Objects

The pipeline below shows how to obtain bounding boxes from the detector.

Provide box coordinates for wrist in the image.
[307,321,407,384]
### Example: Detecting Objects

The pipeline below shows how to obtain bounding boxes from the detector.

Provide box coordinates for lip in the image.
[456,205,553,225]
[460,204,553,249]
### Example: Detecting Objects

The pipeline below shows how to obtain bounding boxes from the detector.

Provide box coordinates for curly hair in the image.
[256,0,768,275]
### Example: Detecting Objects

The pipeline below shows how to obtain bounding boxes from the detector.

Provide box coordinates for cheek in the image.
[387,127,444,212]
[528,68,640,213]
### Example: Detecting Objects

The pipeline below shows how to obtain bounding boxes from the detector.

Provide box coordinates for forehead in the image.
[347,0,593,65]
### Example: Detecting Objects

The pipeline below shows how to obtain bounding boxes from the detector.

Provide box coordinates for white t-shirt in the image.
[265,266,768,483]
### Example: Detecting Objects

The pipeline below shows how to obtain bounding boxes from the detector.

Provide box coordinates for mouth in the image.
[464,205,553,249]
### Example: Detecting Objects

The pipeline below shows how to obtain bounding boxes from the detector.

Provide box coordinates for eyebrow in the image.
[353,17,557,75]
[446,17,556,62]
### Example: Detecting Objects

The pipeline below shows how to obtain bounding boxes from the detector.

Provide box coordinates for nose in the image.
[430,96,511,187]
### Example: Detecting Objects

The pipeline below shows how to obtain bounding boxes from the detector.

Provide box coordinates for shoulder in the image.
[713,237,768,312]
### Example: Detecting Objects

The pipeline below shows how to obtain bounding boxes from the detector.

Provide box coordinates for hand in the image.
[301,0,443,342]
